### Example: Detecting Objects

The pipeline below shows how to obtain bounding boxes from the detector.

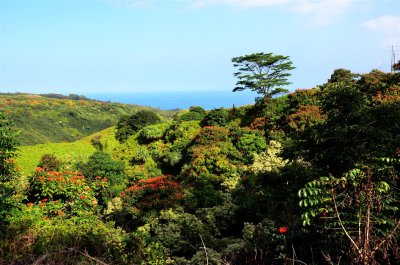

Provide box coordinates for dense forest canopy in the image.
[0,55,399,264]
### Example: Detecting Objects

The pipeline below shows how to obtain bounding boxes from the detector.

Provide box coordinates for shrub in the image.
[182,126,242,192]
[247,140,288,175]
[0,112,19,181]
[0,112,19,234]
[193,126,229,145]
[116,110,162,142]
[3,211,141,264]
[201,108,228,127]
[38,153,62,171]
[28,169,100,215]
[235,131,267,163]
[139,122,171,141]
[77,151,126,203]
[177,106,206,122]
[163,121,201,167]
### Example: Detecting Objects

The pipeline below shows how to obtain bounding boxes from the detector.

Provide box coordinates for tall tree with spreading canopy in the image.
[232,52,295,100]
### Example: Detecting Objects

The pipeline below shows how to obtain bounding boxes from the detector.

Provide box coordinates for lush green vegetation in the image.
[1,57,399,264]
[0,93,177,145]
[16,127,119,175]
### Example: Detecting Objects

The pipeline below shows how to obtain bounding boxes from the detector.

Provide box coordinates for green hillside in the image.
[16,127,119,175]
[0,93,177,145]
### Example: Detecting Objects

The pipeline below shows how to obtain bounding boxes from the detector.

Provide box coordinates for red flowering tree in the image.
[28,168,108,216]
[121,175,183,213]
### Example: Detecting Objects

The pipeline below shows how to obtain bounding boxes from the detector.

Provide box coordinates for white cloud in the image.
[362,15,400,35]
[188,0,355,26]
[363,15,400,48]
[293,0,354,26]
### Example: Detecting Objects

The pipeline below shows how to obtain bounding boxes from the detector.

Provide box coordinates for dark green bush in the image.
[201,108,228,127]
[77,151,126,202]
[177,106,207,122]
[38,153,62,171]
[116,110,162,142]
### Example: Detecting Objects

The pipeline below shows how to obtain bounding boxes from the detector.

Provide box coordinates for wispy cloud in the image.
[103,0,152,8]
[188,0,355,26]
[362,15,400,35]
[293,0,354,26]
[362,15,400,48]
[102,0,356,26]
[189,0,292,9]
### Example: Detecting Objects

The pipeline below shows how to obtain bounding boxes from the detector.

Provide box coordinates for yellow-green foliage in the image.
[247,140,288,174]
[16,127,118,175]
[139,122,172,141]
[113,131,162,180]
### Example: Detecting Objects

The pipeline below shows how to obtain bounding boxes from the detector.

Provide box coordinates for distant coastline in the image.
[85,90,257,110]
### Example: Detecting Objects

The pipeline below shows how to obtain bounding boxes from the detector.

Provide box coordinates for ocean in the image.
[85,90,257,110]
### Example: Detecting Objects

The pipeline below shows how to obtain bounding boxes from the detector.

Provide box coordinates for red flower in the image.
[278,226,288,234]
[35,167,44,172]
[42,198,48,202]
[57,211,64,216]
[26,202,34,207]
[80,195,87,199]
[321,211,327,217]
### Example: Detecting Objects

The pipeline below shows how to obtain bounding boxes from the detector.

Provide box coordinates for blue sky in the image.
[0,0,399,95]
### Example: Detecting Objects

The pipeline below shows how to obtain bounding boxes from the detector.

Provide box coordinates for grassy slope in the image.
[16,127,119,175]
[0,93,177,145]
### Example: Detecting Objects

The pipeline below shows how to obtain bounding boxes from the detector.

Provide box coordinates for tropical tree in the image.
[0,112,19,234]
[232,52,295,100]
[327,68,357,84]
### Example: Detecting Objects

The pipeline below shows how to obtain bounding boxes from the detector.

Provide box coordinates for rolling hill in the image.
[0,93,177,145]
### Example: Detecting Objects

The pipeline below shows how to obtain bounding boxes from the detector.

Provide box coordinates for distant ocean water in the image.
[85,90,257,110]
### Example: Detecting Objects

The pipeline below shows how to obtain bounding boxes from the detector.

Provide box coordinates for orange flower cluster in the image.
[48,171,61,177]
[126,175,180,192]
[95,176,108,182]
[70,175,85,183]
